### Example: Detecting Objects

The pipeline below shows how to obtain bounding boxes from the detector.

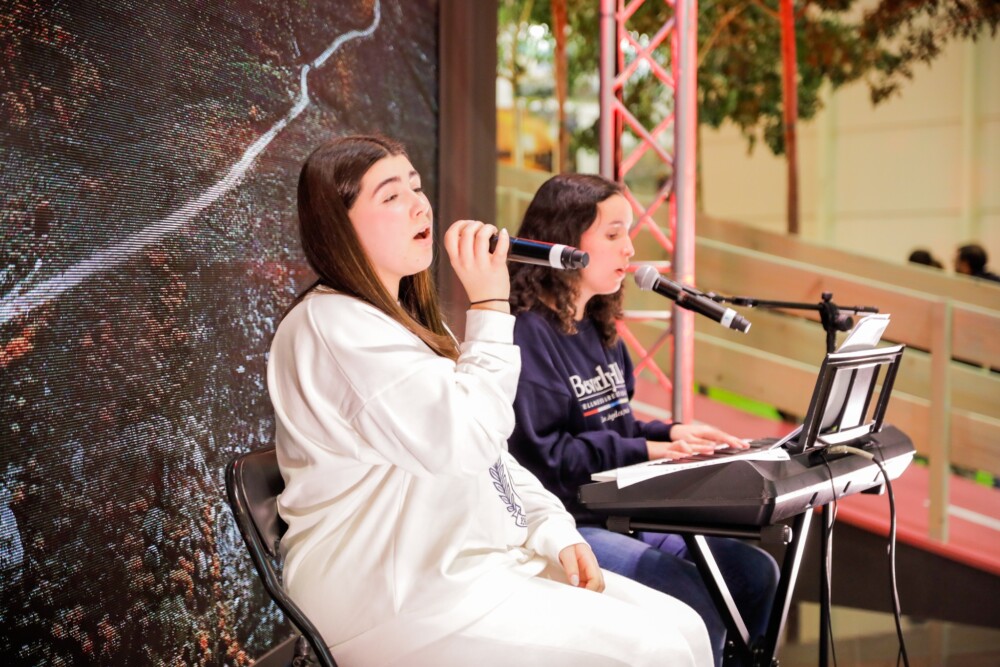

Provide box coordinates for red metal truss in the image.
[600,0,697,422]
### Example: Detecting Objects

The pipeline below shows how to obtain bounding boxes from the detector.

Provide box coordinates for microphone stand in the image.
[703,290,879,667]
[707,291,879,355]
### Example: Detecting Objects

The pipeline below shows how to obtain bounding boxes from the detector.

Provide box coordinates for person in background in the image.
[954,243,1000,283]
[907,248,943,269]
[507,172,780,667]
[267,136,713,666]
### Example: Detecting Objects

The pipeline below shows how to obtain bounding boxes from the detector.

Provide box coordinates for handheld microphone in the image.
[489,234,589,270]
[634,265,751,333]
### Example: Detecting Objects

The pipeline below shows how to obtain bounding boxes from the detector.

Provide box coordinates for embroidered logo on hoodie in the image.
[490,458,527,527]
[569,363,631,421]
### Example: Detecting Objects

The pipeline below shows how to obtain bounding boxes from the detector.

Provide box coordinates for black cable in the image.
[870,455,909,667]
[820,456,839,667]
[828,444,910,667]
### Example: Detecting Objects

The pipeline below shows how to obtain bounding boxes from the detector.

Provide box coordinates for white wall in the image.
[700,33,1000,273]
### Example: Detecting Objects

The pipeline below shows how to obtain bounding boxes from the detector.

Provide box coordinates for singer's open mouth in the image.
[414,227,431,240]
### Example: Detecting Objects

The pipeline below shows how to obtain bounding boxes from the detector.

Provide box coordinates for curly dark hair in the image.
[509,173,625,347]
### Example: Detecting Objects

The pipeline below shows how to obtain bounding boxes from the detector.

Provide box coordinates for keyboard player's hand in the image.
[669,423,748,452]
[647,439,717,460]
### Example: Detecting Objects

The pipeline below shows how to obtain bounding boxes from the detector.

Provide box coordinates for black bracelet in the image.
[470,298,510,306]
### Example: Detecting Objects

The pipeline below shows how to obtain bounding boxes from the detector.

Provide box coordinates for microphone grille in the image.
[634,265,660,291]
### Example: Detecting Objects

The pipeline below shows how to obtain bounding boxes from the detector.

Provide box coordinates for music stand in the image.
[788,343,906,667]
[756,343,906,666]
[786,343,906,456]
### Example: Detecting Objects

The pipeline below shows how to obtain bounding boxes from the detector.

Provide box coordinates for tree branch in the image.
[750,0,781,22]
[699,1,751,65]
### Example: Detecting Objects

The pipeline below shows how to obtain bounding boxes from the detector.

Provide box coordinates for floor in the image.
[777,603,1000,667]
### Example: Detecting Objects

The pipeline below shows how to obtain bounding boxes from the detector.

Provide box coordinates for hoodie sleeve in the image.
[618,342,675,442]
[509,373,649,506]
[501,451,584,563]
[268,294,521,478]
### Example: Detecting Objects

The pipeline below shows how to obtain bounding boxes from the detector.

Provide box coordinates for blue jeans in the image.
[578,527,779,667]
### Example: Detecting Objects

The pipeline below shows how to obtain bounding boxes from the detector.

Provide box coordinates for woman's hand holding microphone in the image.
[444,221,511,314]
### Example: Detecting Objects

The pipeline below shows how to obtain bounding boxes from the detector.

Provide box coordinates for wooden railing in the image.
[497,166,1000,546]
[628,216,1000,544]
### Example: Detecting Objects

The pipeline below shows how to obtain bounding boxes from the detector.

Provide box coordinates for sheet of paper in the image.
[592,447,791,489]
[837,313,890,353]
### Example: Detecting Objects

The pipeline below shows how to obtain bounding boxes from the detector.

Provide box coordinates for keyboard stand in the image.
[607,510,813,667]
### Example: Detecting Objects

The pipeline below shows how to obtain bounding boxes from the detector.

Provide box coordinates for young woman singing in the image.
[267,136,712,666]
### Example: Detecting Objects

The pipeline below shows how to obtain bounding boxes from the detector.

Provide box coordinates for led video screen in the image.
[1,0,438,662]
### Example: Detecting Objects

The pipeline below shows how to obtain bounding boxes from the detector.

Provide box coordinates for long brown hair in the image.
[509,173,625,347]
[291,135,459,360]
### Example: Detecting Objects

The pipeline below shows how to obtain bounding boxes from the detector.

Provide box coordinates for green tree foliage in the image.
[501,0,999,157]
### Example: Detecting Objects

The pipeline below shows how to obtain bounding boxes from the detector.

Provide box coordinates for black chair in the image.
[225,447,338,667]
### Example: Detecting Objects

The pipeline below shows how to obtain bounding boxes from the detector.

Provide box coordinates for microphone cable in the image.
[827,444,910,667]
[818,455,840,667]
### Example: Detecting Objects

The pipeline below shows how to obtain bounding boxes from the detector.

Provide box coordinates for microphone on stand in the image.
[633,264,751,333]
[489,234,589,270]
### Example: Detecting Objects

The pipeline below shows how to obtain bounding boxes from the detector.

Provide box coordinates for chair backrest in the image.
[230,447,286,557]
[226,447,338,667]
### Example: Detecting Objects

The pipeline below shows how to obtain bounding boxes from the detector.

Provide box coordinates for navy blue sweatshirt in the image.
[508,310,676,525]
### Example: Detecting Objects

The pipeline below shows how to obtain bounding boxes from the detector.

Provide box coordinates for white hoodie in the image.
[267,289,583,654]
